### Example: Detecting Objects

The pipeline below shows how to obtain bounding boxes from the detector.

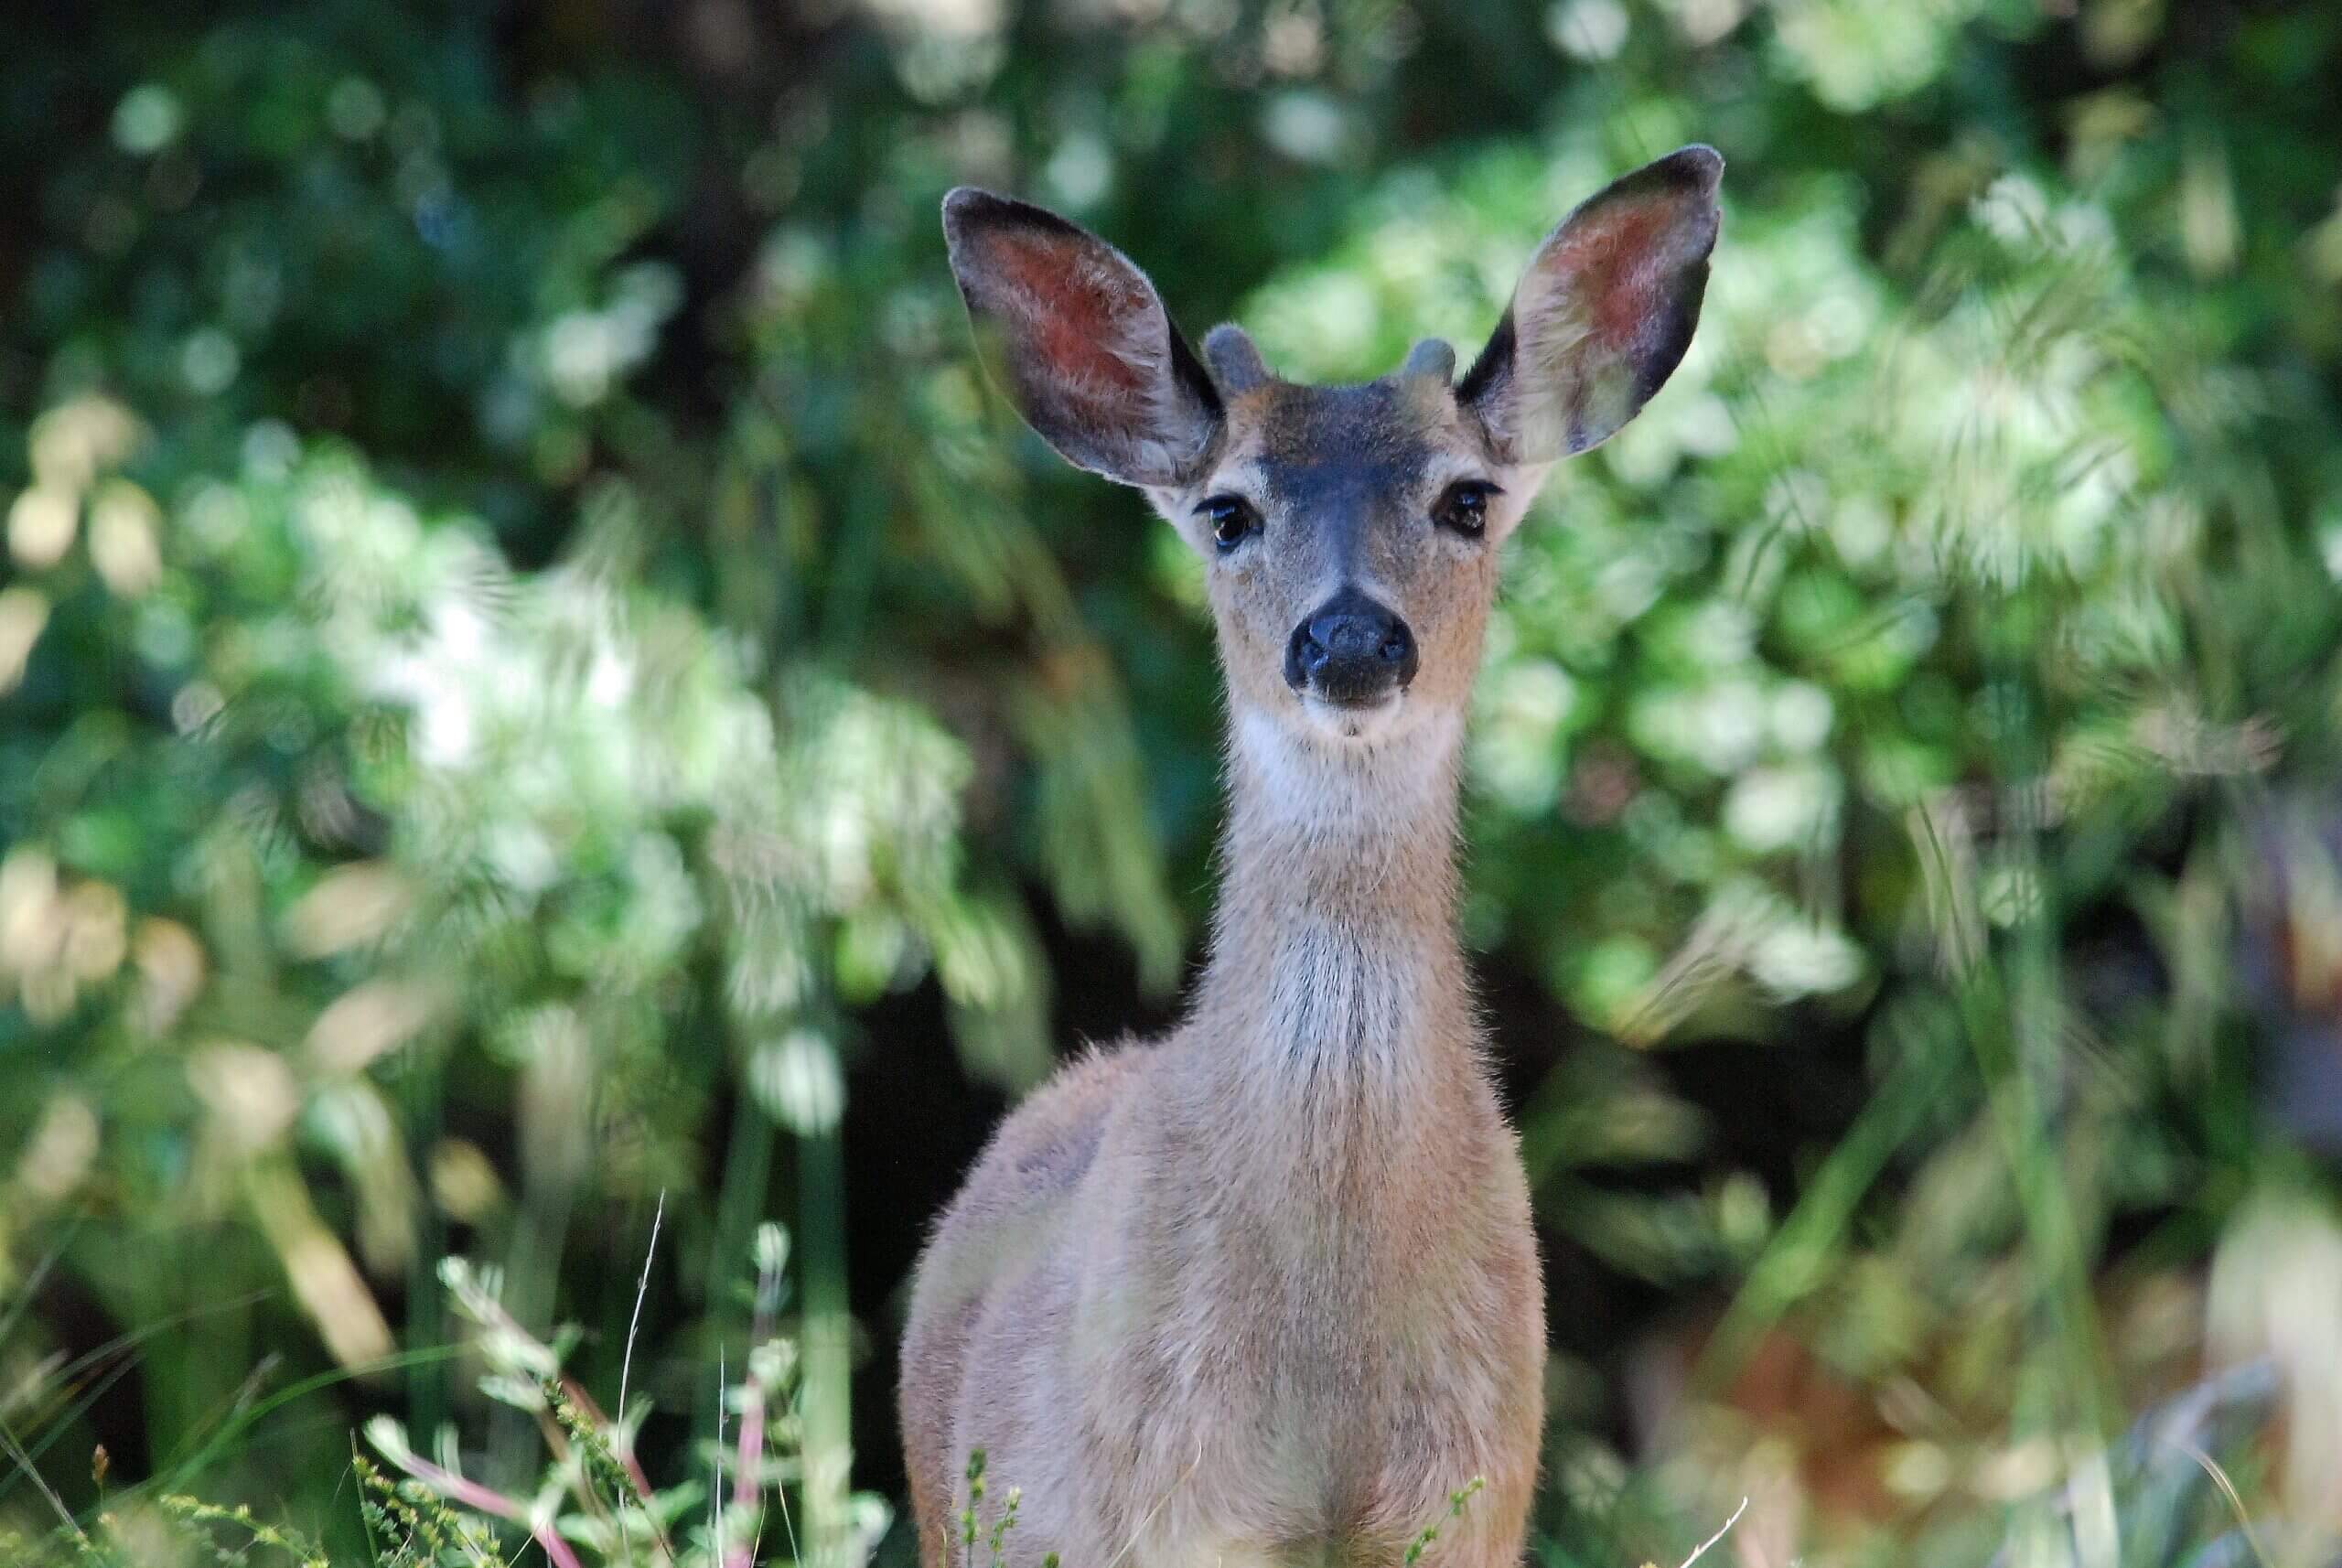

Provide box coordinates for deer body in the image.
[904,148,1723,1568]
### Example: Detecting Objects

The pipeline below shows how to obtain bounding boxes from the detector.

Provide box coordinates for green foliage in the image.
[956,1449,1024,1568]
[157,1496,334,1567]
[5,0,2342,1563]
[1403,1477,1486,1566]
[346,1230,884,1568]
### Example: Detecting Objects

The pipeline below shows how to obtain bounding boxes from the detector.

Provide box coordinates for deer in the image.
[900,145,1723,1568]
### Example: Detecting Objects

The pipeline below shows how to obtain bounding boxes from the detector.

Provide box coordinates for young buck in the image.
[902,145,1723,1568]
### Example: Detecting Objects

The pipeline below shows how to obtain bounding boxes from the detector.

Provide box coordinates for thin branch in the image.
[1675,1497,1750,1568]
[617,1190,670,1566]
[723,1239,786,1568]
[376,1447,586,1568]
[724,1374,764,1568]
[618,1191,664,1452]
[1102,1437,1206,1568]
[557,1376,674,1562]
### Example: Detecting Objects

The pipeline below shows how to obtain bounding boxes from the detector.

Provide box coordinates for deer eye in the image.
[1198,495,1262,554]
[1433,480,1500,539]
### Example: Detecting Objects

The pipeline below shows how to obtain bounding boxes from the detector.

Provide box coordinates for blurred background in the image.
[5,0,2342,1563]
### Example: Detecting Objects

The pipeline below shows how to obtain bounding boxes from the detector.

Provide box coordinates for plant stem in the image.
[378,1449,586,1568]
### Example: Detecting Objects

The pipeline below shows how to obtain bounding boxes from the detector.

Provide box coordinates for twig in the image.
[1675,1497,1749,1568]
[1101,1437,1206,1568]
[615,1190,670,1567]
[725,1373,764,1568]
[618,1191,664,1453]
[723,1238,787,1568]
[554,1376,673,1560]
[376,1446,586,1568]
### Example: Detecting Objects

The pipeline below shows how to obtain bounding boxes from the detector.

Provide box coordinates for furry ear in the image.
[1460,145,1723,464]
[942,188,1221,488]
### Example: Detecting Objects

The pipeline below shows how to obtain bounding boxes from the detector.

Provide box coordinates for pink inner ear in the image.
[994,232,1149,395]
[1554,202,1671,352]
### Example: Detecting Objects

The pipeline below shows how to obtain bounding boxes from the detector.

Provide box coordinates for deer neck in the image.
[1187,703,1477,1128]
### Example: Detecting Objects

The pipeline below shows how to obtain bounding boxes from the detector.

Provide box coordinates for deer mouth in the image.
[1310,687,1397,711]
[1298,686,1404,742]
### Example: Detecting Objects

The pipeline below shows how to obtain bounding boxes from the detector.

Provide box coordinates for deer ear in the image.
[943,188,1222,489]
[1460,145,1722,464]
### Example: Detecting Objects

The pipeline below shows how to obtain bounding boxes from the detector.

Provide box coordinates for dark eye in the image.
[1434,480,1500,539]
[1198,495,1262,554]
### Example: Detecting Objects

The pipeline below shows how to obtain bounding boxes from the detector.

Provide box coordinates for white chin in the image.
[1298,692,1403,744]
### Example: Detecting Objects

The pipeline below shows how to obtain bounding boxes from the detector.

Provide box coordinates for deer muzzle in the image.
[1284,586,1418,707]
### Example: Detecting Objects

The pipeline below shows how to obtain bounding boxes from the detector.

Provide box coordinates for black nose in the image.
[1284,587,1418,704]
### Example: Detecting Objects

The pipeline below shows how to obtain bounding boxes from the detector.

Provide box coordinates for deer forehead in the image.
[1211,378,1491,510]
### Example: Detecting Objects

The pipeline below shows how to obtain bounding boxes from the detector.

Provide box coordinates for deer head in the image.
[943,146,1721,750]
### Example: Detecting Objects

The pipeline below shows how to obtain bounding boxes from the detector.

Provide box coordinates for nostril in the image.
[1284,621,1329,691]
[1378,629,1411,663]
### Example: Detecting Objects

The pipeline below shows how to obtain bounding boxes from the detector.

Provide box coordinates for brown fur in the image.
[910,148,1721,1568]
